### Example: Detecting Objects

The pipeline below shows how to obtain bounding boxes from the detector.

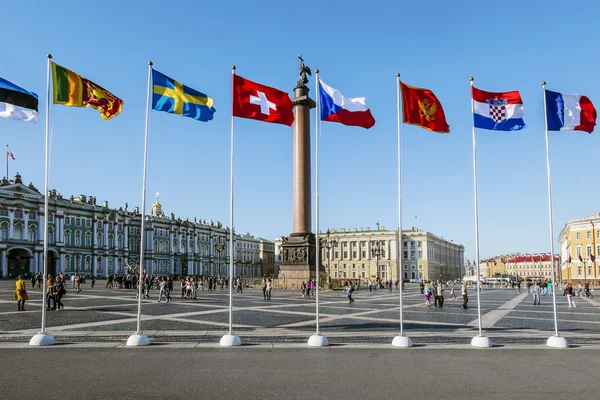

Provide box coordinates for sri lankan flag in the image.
[51,62,123,120]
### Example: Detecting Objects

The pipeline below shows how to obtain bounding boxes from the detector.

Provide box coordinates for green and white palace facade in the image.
[0,173,269,279]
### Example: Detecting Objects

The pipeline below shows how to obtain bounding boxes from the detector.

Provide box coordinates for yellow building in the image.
[558,213,600,284]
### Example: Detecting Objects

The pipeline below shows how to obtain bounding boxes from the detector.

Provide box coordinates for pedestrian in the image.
[91,274,95,288]
[30,274,36,289]
[368,279,373,292]
[533,281,541,305]
[262,278,267,300]
[14,275,28,311]
[419,281,425,294]
[46,274,55,310]
[75,274,82,293]
[157,277,170,303]
[461,281,469,309]
[266,278,272,300]
[53,277,66,311]
[516,280,521,294]
[36,272,43,289]
[565,282,576,308]
[346,280,354,304]
[435,280,444,308]
[424,282,431,307]
[449,281,456,300]
[236,277,243,294]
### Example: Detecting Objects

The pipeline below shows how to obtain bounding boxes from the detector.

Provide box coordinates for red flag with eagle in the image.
[400,81,450,133]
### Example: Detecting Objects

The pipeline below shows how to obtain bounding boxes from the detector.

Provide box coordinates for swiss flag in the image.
[232,75,294,126]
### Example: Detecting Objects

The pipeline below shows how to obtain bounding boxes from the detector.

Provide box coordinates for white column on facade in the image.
[58,216,64,243]
[178,231,182,253]
[124,223,129,251]
[23,211,29,240]
[8,209,14,239]
[31,252,38,274]
[102,256,108,276]
[103,220,109,248]
[59,252,65,274]
[113,222,118,249]
[0,249,6,277]
[113,255,118,273]
[92,218,98,248]
[37,213,45,242]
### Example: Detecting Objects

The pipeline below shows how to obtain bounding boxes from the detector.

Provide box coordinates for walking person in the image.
[46,274,55,310]
[75,274,82,293]
[424,282,431,307]
[53,277,66,311]
[565,282,576,308]
[262,278,267,300]
[30,274,36,289]
[266,278,272,300]
[461,281,469,309]
[15,275,28,311]
[236,277,243,294]
[435,280,444,308]
[346,280,355,304]
[157,278,170,303]
[91,274,95,288]
[533,281,541,305]
[449,282,457,300]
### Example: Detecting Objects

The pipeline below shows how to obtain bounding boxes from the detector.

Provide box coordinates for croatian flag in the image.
[472,87,525,131]
[319,79,375,129]
[545,90,596,133]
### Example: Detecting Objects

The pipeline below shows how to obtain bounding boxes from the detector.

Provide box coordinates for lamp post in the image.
[319,230,338,288]
[371,238,383,282]
[213,237,226,280]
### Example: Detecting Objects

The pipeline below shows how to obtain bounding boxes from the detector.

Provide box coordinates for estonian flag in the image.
[0,76,39,123]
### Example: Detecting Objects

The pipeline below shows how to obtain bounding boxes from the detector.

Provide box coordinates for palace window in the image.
[108,258,113,272]
[97,232,103,246]
[343,251,348,259]
[14,209,23,219]
[361,263,366,269]
[75,230,82,247]
[0,222,8,240]
[352,251,357,258]
[335,251,339,259]
[108,234,114,249]
[0,208,7,216]
[411,251,415,260]
[28,225,36,241]
[97,221,103,230]
[117,234,123,249]
[85,219,91,228]
[96,257,102,273]
[587,245,592,257]
[587,231,592,239]
[404,251,408,259]
[85,232,92,247]
[576,246,582,257]
[85,257,91,272]
[576,232,581,240]
[48,227,55,244]
[419,264,423,270]
[48,214,54,222]
[418,250,423,259]
[65,255,71,271]
[14,223,23,240]
[75,218,81,227]
[418,241,422,248]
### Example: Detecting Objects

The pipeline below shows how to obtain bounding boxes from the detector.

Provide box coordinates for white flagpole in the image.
[393,73,411,347]
[309,71,328,347]
[470,77,491,348]
[221,66,241,346]
[542,81,568,348]
[30,54,55,346]
[127,61,153,347]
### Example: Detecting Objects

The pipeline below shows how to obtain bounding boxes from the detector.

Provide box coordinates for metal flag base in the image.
[392,335,413,348]
[308,334,329,347]
[220,334,242,347]
[29,332,55,346]
[126,334,150,347]
[471,335,493,348]
[547,335,568,348]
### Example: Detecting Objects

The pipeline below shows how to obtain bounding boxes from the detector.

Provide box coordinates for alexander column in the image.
[279,55,317,280]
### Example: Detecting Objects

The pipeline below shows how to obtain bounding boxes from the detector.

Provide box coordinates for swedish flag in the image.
[152,69,215,122]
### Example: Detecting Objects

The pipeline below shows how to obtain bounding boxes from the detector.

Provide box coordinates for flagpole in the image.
[308,70,328,347]
[542,81,568,348]
[126,61,153,347]
[221,65,241,347]
[30,54,55,346]
[470,77,491,348]
[393,73,411,347]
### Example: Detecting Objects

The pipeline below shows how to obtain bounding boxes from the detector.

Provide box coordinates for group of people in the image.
[421,280,460,308]
[261,278,273,300]
[300,280,316,297]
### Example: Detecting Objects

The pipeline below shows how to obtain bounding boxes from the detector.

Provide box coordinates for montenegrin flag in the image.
[51,62,123,120]
[232,75,294,126]
[472,87,525,131]
[545,90,596,133]
[400,81,449,133]
[0,76,39,123]
[319,79,375,129]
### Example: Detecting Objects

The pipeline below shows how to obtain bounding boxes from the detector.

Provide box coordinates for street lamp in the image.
[213,237,226,280]
[319,230,338,288]
[371,239,383,282]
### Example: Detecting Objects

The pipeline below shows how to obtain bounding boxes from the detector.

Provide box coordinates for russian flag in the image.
[545,90,596,134]
[472,87,525,131]
[319,79,375,129]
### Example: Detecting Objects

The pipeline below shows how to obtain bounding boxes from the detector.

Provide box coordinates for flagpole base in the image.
[547,335,568,348]
[471,335,493,348]
[29,332,55,346]
[126,334,150,347]
[220,334,241,347]
[392,335,413,348]
[308,334,329,347]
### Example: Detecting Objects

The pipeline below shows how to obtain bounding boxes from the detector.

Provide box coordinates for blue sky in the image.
[2,0,599,261]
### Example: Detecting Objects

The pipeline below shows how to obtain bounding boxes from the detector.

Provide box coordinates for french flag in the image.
[319,79,375,129]
[545,90,597,133]
[472,87,526,131]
